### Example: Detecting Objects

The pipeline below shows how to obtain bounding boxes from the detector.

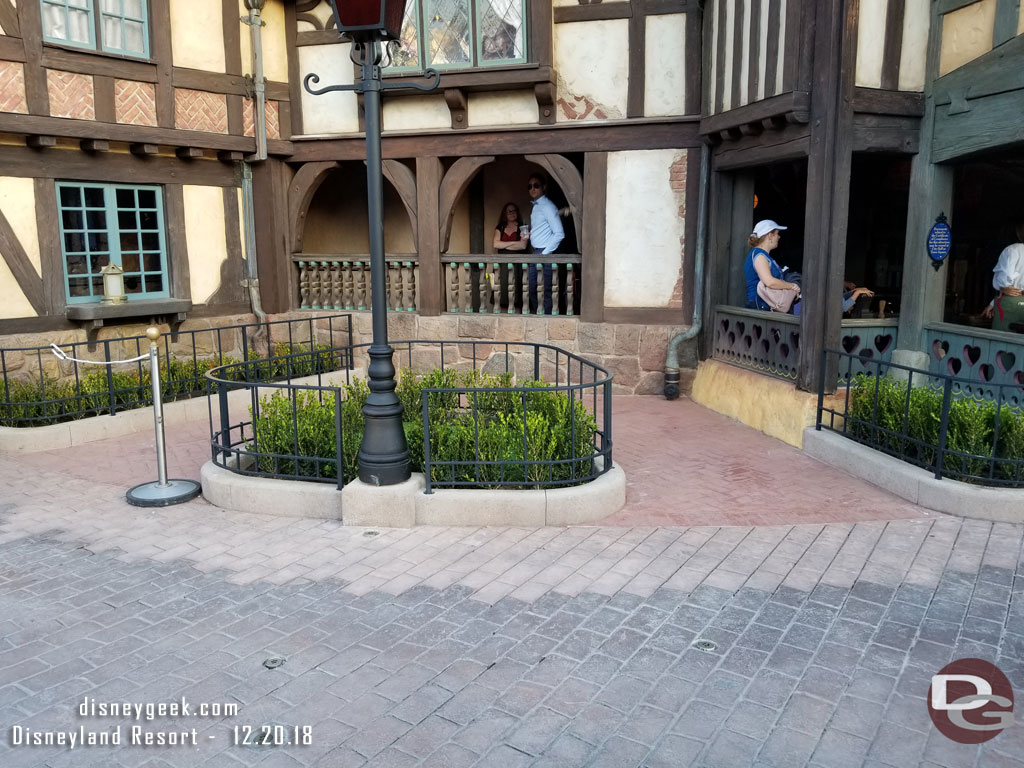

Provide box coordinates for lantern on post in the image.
[326,0,406,41]
[305,0,438,487]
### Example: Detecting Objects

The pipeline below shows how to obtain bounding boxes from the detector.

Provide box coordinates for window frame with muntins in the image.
[57,182,170,304]
[40,0,151,59]
[385,0,528,73]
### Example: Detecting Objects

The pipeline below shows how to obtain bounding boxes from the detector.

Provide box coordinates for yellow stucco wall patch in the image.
[939,0,996,76]
[239,1,289,84]
[170,0,226,72]
[0,177,40,275]
[467,91,536,127]
[183,186,228,305]
[691,359,845,449]
[383,96,450,132]
[0,258,36,320]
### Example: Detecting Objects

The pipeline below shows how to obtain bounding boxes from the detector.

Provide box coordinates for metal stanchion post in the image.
[126,327,202,507]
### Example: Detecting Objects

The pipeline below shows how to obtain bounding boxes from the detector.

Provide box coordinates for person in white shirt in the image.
[982,222,1024,332]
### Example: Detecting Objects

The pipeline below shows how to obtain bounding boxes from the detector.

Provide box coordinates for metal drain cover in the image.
[693,639,717,652]
[262,657,286,669]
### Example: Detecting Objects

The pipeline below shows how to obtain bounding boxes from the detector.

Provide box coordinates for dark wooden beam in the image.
[17,0,48,115]
[94,75,116,123]
[288,119,702,163]
[445,88,467,129]
[0,0,20,36]
[535,81,556,125]
[218,150,245,162]
[627,0,645,118]
[175,147,204,160]
[687,0,704,115]
[0,203,45,314]
[26,135,56,149]
[881,0,906,90]
[285,0,303,137]
[0,35,26,61]
[415,157,443,316]
[532,0,554,69]
[35,178,63,316]
[933,88,1024,162]
[764,0,781,98]
[852,87,925,116]
[714,0,727,113]
[553,3,631,23]
[224,0,242,78]
[152,0,174,128]
[131,143,159,156]
[731,0,745,111]
[933,33,1024,105]
[748,0,762,105]
[581,152,608,323]
[80,139,110,152]
[699,91,810,135]
[164,184,191,303]
[852,114,920,153]
[40,47,157,82]
[252,159,294,313]
[643,0,688,13]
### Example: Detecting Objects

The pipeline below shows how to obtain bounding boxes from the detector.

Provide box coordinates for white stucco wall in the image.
[855,0,887,88]
[468,91,537,127]
[554,20,628,120]
[604,150,687,308]
[170,0,226,72]
[299,44,359,135]
[899,0,930,91]
[239,0,289,84]
[645,14,687,117]
[383,96,450,132]
[183,186,227,305]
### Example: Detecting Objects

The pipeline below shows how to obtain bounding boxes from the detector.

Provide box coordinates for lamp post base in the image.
[126,479,202,507]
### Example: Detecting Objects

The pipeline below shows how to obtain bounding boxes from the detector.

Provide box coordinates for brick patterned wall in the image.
[47,70,95,120]
[114,79,157,126]
[0,61,28,114]
[174,88,228,133]
[243,99,282,139]
[668,152,688,310]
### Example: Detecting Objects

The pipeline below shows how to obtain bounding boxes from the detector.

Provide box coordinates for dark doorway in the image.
[753,160,807,273]
[844,153,911,318]
[948,154,1024,325]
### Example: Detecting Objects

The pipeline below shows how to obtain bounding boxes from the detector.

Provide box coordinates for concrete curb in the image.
[0,369,362,455]
[803,427,1024,523]
[199,460,627,527]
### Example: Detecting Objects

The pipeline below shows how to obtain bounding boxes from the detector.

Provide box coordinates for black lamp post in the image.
[305,0,438,486]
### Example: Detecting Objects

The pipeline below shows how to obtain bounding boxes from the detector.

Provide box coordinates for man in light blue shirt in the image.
[527,173,564,314]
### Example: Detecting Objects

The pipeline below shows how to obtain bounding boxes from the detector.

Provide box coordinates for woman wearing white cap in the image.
[744,219,801,311]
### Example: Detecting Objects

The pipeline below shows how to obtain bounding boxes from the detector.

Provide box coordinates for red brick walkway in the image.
[9,396,934,527]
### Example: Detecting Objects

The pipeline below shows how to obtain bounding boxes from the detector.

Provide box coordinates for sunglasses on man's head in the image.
[528,183,542,189]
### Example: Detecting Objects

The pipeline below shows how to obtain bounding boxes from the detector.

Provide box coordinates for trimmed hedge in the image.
[249,367,599,489]
[0,343,337,428]
[848,374,1024,484]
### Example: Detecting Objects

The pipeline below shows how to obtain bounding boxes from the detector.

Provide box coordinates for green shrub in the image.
[247,367,600,489]
[0,342,339,428]
[847,374,1024,485]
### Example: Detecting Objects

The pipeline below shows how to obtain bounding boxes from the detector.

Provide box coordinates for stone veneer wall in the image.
[267,311,688,396]
[0,311,691,397]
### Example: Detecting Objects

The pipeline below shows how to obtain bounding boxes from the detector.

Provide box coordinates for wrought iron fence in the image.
[817,349,1024,486]
[0,314,353,428]
[206,340,612,492]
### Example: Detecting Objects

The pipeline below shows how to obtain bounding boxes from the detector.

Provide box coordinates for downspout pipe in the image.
[242,0,268,331]
[664,142,711,399]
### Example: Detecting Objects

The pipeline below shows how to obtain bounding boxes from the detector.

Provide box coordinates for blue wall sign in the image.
[928,213,951,271]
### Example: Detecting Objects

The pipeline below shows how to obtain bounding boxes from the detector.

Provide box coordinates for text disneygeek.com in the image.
[7,696,311,749]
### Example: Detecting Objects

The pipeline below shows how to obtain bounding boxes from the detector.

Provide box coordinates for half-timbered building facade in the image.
[0,1,1022,432]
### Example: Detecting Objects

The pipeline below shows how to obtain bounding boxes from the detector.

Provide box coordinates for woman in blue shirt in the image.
[744,219,801,310]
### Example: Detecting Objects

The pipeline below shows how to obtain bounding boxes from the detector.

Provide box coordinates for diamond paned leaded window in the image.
[386,0,525,71]
[41,0,149,57]
[57,182,168,303]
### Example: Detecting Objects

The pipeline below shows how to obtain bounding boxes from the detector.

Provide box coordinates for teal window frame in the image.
[386,0,528,73]
[40,0,151,59]
[57,182,170,304]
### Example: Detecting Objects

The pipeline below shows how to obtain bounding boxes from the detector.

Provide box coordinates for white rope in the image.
[49,344,150,366]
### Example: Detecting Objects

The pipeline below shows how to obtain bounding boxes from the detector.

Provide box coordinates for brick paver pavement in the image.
[1,397,1020,767]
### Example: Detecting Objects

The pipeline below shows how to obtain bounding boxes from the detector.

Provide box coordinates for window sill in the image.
[67,298,192,331]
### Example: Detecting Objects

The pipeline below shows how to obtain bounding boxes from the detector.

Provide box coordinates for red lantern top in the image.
[327,0,407,41]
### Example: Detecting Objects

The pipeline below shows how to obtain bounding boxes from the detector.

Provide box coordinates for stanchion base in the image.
[126,479,202,508]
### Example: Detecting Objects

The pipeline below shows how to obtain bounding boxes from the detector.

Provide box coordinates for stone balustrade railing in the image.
[294,255,418,312]
[441,254,582,316]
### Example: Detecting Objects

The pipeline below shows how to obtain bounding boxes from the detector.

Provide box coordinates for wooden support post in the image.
[415,157,442,316]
